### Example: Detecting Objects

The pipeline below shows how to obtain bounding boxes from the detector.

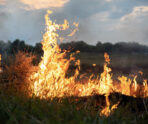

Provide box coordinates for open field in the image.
[75,52,148,78]
[0,1,148,122]
[76,52,148,67]
[0,51,148,123]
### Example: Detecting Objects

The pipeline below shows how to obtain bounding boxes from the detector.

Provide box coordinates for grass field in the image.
[75,52,148,78]
[0,89,148,124]
[0,52,148,124]
[76,52,148,67]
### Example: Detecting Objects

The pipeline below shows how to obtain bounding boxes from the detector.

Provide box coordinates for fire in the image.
[100,94,120,117]
[31,10,79,98]
[68,22,79,37]
[30,10,148,116]
[99,53,113,94]
[0,54,2,73]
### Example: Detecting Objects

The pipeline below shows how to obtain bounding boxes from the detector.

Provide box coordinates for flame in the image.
[92,64,96,67]
[100,94,120,117]
[99,53,113,94]
[30,10,81,99]
[143,80,148,97]
[68,22,79,37]
[29,10,148,117]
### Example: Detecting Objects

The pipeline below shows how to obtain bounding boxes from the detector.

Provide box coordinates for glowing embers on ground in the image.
[30,10,148,116]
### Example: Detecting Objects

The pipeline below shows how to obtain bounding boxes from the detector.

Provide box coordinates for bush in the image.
[0,51,36,94]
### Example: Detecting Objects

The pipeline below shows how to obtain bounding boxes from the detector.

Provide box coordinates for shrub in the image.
[1,51,36,94]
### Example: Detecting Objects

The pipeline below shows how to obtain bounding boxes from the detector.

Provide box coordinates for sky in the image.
[0,0,148,45]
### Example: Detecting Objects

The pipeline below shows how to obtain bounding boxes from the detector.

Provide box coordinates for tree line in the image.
[0,39,148,56]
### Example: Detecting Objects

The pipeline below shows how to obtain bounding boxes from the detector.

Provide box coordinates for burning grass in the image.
[0,52,36,94]
[0,10,148,122]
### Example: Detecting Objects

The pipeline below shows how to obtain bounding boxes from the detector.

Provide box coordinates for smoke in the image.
[0,11,9,40]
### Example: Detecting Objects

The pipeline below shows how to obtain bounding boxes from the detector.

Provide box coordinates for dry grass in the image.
[0,51,36,94]
[0,52,147,123]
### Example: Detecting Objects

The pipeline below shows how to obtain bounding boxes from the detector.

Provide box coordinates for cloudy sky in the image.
[0,0,148,45]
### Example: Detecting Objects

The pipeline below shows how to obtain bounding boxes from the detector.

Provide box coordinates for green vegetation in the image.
[0,89,148,124]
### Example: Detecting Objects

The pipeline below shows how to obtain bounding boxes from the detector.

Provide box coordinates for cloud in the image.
[90,11,110,22]
[120,6,148,22]
[115,6,148,44]
[105,0,113,2]
[0,0,148,45]
[0,11,9,40]
[0,11,8,27]
[60,0,107,19]
[0,0,6,5]
[20,0,69,10]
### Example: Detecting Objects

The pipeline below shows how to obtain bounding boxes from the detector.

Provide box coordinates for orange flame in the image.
[30,10,148,117]
[68,22,79,37]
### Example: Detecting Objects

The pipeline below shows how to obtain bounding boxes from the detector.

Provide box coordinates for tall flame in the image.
[30,10,148,116]
[31,10,78,98]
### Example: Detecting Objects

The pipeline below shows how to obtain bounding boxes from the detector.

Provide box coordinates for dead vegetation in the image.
[0,51,36,94]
